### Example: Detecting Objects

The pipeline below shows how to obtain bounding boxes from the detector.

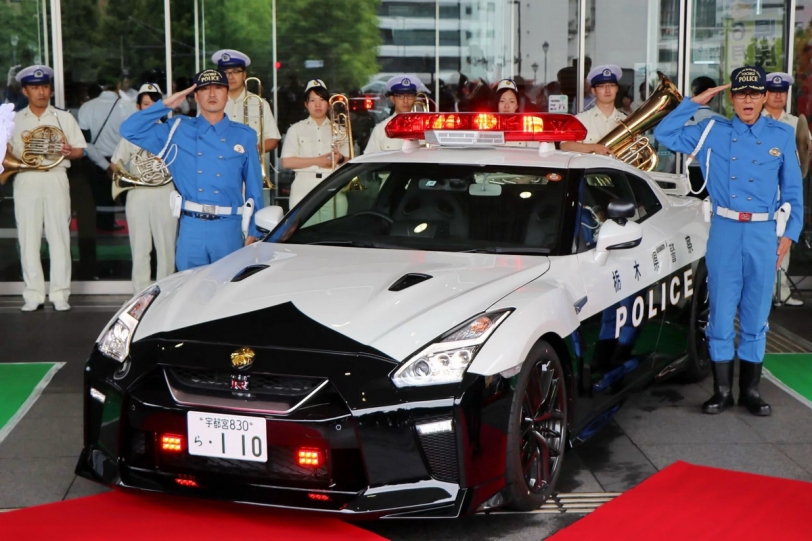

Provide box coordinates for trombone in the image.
[243,77,274,189]
[328,94,364,192]
[411,92,433,113]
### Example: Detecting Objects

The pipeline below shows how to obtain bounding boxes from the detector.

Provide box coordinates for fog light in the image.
[308,493,330,501]
[89,387,106,404]
[161,434,184,452]
[415,419,453,435]
[297,448,323,467]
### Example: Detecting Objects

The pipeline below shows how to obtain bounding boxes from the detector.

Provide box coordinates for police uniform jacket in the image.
[224,88,282,141]
[762,109,811,177]
[574,107,627,143]
[11,105,86,176]
[655,99,804,242]
[120,102,264,238]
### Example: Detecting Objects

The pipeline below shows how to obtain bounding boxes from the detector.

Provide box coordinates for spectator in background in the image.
[118,72,138,102]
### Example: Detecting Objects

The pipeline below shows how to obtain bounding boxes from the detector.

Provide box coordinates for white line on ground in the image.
[763,368,812,412]
[0,363,65,445]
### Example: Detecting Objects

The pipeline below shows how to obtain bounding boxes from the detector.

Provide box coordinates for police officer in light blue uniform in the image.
[655,67,803,416]
[120,69,264,271]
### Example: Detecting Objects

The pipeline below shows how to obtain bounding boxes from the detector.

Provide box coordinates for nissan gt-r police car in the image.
[77,112,710,517]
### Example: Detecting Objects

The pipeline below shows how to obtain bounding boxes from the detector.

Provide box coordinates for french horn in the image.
[111,148,173,200]
[0,125,67,185]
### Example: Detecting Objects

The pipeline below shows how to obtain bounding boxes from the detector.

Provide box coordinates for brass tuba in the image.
[111,148,174,200]
[597,71,682,172]
[1,126,67,185]
[243,77,274,189]
[329,94,364,191]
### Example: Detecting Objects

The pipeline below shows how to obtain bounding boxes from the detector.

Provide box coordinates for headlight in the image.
[392,310,511,388]
[97,286,160,362]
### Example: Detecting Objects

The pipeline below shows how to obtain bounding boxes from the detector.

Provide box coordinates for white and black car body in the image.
[77,115,710,517]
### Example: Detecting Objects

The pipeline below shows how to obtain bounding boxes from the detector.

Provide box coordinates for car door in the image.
[573,167,672,408]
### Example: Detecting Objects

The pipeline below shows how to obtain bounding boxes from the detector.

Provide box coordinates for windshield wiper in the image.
[307,239,408,249]
[460,247,551,255]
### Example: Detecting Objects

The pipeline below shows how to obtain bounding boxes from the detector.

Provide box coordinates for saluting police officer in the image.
[212,49,282,153]
[654,67,804,416]
[11,65,86,311]
[560,64,626,156]
[763,72,810,307]
[120,69,264,271]
[364,75,424,154]
[281,79,350,210]
[109,83,178,293]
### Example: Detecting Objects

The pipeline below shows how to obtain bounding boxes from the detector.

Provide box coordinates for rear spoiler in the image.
[648,172,691,196]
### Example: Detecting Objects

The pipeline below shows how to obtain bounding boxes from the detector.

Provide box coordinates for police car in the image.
[77,112,710,517]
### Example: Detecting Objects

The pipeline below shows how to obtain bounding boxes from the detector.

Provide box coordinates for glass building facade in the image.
[0,0,805,293]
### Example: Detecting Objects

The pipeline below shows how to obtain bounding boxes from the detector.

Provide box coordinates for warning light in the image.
[384,112,587,142]
[308,493,330,501]
[364,97,374,110]
[297,448,323,467]
[274,61,282,69]
[175,476,198,488]
[160,434,184,452]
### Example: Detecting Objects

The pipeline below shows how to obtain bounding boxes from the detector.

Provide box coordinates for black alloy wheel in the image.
[505,340,568,511]
[684,261,711,382]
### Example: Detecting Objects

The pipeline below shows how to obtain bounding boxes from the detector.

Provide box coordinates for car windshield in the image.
[267,162,570,255]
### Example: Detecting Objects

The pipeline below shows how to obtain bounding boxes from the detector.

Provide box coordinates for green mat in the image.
[763,354,812,404]
[0,363,62,443]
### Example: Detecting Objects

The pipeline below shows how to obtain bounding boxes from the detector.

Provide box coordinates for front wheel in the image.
[504,340,568,511]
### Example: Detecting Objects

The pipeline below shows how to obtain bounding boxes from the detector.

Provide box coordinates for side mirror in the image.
[607,200,636,223]
[254,205,285,233]
[593,219,643,266]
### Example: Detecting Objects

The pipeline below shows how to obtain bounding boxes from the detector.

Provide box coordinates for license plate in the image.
[187,411,267,463]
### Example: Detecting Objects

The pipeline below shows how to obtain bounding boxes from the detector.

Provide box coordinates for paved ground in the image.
[1,294,811,540]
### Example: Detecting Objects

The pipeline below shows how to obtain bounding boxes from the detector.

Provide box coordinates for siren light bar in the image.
[384,112,587,142]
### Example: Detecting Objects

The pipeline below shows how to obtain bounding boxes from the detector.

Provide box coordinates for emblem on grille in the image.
[231,374,250,391]
[231,347,255,369]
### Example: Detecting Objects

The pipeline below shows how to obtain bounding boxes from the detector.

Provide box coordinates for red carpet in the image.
[0,490,387,540]
[550,461,812,540]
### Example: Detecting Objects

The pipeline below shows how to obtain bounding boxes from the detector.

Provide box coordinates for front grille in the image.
[417,417,459,483]
[168,367,323,398]
[160,445,329,484]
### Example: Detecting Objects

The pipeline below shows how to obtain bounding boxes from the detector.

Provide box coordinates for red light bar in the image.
[308,493,330,502]
[175,476,198,488]
[384,112,587,142]
[297,448,324,467]
[160,434,184,452]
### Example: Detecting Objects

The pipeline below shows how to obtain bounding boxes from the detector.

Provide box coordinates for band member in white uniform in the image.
[560,64,627,156]
[108,84,178,293]
[281,79,350,212]
[763,72,810,307]
[364,75,423,154]
[213,49,282,153]
[492,78,540,148]
[10,65,86,311]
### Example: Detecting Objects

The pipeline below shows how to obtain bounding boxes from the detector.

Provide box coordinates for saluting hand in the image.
[691,84,730,106]
[163,85,197,111]
[777,237,793,270]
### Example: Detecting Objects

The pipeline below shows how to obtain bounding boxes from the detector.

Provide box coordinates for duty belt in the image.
[181,200,244,220]
[715,206,774,222]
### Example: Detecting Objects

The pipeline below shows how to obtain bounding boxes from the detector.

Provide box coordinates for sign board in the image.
[304,59,324,69]
[548,95,568,113]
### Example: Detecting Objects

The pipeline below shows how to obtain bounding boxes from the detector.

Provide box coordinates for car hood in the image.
[135,243,550,360]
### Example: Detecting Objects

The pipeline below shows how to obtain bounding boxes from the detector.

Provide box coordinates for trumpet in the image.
[411,92,433,113]
[0,126,67,185]
[111,148,174,200]
[243,77,274,189]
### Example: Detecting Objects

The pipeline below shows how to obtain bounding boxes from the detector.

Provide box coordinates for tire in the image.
[504,340,568,511]
[683,261,711,382]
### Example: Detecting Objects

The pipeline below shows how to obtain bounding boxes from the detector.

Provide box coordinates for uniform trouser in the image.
[773,251,792,302]
[13,170,72,304]
[125,184,178,293]
[290,171,347,225]
[706,216,778,364]
[89,161,117,228]
[175,215,243,271]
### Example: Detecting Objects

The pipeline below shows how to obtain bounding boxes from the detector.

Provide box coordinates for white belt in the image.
[715,206,773,222]
[182,201,244,216]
